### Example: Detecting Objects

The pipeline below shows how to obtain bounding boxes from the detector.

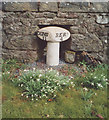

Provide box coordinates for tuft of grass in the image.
[74,64,108,89]
[11,69,72,101]
[81,89,94,101]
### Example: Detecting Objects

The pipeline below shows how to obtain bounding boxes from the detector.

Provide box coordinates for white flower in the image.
[36,99,38,101]
[21,94,24,96]
[39,74,42,77]
[26,96,28,98]
[70,76,73,79]
[97,83,103,88]
[91,83,94,86]
[97,83,101,87]
[54,95,56,97]
[51,91,54,93]
[72,84,75,87]
[54,87,57,89]
[95,93,97,96]
[71,82,73,84]
[43,94,46,97]
[57,83,59,85]
[57,72,59,75]
[101,74,103,77]
[31,98,34,101]
[105,78,108,81]
[83,87,88,91]
[94,76,97,79]
[37,79,40,81]
[33,68,36,70]
[31,94,34,97]
[21,84,23,87]
[35,94,38,96]
[90,100,93,104]
[24,69,29,72]
[46,114,49,118]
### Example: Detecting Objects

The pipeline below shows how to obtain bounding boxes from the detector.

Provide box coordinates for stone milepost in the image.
[37,26,70,66]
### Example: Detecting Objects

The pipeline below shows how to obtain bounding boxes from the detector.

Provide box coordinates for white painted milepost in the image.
[37,26,70,66]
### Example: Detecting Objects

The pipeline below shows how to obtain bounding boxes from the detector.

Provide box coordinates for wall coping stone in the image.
[2,2,38,12]
[2,2,109,13]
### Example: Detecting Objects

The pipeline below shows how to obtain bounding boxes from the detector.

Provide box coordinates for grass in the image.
[2,59,108,119]
[2,82,107,118]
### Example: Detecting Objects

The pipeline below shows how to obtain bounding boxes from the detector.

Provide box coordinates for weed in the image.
[12,69,72,101]
[81,88,94,101]
[84,103,92,117]
[75,64,108,89]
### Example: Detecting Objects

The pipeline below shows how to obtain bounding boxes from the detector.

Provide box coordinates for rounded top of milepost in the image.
[37,26,70,42]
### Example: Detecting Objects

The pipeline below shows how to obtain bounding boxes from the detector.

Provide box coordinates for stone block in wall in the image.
[3,16,39,35]
[0,11,3,22]
[57,12,79,19]
[94,25,108,37]
[65,50,76,63]
[89,2,108,12]
[90,50,108,63]
[100,36,108,47]
[2,49,38,62]
[30,18,78,25]
[59,2,108,12]
[96,14,109,25]
[39,2,58,12]
[3,35,38,50]
[4,25,39,35]
[32,18,53,25]
[59,2,89,12]
[0,31,2,56]
[70,26,87,34]
[8,12,56,19]
[0,2,2,10]
[70,26,79,34]
[32,12,56,18]
[2,2,38,11]
[70,33,103,52]
[0,22,2,31]
[51,18,78,25]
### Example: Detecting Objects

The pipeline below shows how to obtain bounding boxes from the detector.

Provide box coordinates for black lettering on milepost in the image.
[37,31,48,40]
[55,32,68,40]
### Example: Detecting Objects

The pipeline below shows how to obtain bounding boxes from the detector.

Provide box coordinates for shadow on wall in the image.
[35,35,47,60]
[37,25,71,61]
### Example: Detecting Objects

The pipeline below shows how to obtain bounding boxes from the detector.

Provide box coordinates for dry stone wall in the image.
[1,2,109,63]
